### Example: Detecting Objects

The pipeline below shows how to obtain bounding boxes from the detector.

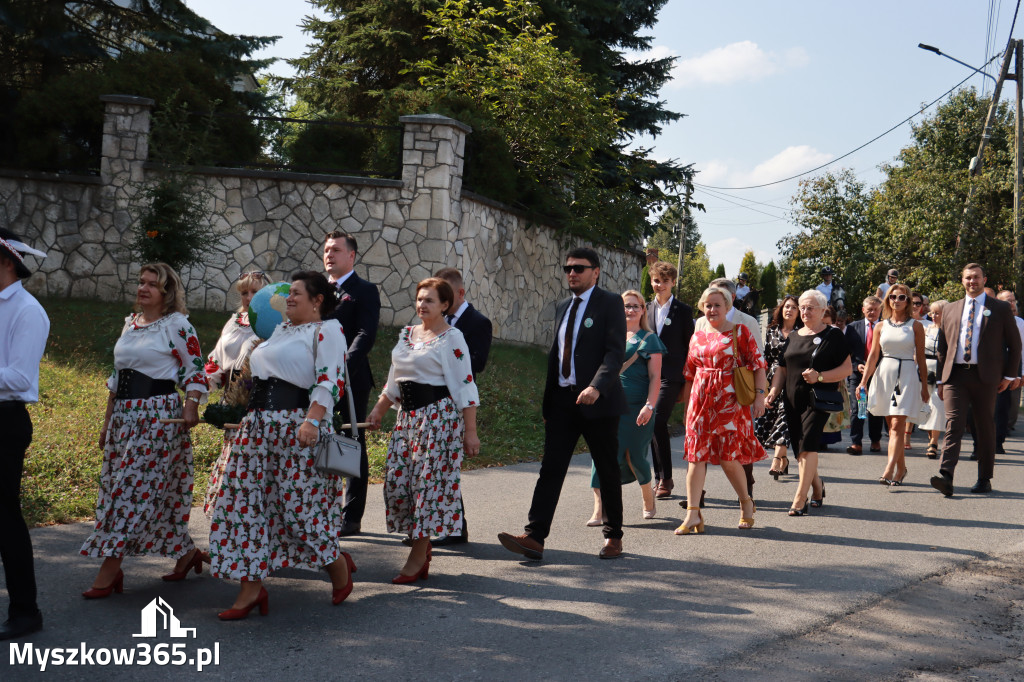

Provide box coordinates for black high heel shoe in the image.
[788,502,809,516]
[809,484,826,508]
[769,456,789,480]
[889,469,908,487]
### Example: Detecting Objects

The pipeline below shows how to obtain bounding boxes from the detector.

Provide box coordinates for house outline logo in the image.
[132,597,197,638]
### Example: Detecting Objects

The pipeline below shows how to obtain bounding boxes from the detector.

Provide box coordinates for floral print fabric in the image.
[209,408,343,581]
[684,324,768,465]
[105,312,209,395]
[384,396,465,539]
[248,320,347,414]
[80,394,196,559]
[381,327,479,410]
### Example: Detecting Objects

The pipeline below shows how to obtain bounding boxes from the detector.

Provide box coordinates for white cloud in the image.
[706,238,774,277]
[696,160,730,186]
[670,41,809,88]
[699,146,833,188]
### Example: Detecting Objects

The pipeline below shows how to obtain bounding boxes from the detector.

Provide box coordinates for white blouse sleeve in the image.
[382,357,401,404]
[440,330,480,410]
[167,314,210,395]
[310,320,347,413]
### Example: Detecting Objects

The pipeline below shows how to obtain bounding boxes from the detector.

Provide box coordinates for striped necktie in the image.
[964,298,976,362]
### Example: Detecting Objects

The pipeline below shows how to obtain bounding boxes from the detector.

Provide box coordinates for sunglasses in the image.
[889,294,908,302]
[562,264,596,274]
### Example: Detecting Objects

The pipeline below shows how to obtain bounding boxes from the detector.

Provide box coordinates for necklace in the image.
[886,318,910,328]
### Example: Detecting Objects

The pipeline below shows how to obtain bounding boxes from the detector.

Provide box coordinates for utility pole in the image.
[1016,40,1024,301]
[675,181,692,299]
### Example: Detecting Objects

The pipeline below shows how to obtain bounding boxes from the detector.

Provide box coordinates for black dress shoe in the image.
[430,531,469,547]
[930,473,954,497]
[337,521,362,537]
[0,611,43,641]
[996,443,1006,454]
[678,490,706,509]
[970,479,992,494]
[969,452,979,461]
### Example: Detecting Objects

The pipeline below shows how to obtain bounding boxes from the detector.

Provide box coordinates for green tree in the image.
[760,261,779,310]
[714,263,726,279]
[647,206,703,258]
[737,249,760,288]
[677,242,716,308]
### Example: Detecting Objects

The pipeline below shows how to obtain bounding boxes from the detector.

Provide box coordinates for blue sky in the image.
[185,0,1018,276]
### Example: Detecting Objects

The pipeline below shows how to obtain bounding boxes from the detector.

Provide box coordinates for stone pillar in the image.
[398,113,471,259]
[99,94,154,293]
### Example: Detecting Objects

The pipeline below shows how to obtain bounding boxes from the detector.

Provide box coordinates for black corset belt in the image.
[115,368,177,400]
[398,381,451,411]
[247,378,310,412]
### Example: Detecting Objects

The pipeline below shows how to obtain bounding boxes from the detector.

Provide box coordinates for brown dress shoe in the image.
[870,442,881,452]
[655,478,674,499]
[497,532,544,560]
[846,444,862,455]
[599,539,623,559]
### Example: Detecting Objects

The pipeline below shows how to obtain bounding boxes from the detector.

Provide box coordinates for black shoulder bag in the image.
[809,329,844,413]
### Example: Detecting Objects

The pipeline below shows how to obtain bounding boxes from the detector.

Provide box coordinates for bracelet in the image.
[755,388,766,395]
[644,403,654,411]
[186,395,201,405]
[304,418,321,428]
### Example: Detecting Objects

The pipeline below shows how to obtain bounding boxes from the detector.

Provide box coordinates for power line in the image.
[698,185,791,212]
[698,188,790,222]
[694,70,979,191]
[1010,0,1022,40]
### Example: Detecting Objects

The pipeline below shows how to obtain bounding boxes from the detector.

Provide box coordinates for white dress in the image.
[205,312,259,390]
[919,324,946,431]
[867,319,925,422]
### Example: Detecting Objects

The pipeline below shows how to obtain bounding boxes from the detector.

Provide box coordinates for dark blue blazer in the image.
[326,272,381,393]
[454,303,492,376]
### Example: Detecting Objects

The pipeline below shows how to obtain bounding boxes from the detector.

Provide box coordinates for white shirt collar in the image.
[0,279,24,300]
[332,270,355,287]
[449,300,469,322]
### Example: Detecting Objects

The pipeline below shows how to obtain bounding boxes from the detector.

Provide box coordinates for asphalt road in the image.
[5,429,1024,680]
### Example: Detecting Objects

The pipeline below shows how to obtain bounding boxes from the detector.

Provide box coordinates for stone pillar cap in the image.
[399,114,472,134]
[99,94,156,107]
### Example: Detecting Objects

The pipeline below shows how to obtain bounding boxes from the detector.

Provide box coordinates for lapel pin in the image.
[584,318,594,328]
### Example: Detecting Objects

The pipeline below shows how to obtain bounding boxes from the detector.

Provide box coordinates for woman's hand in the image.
[920,384,930,404]
[99,427,108,449]
[764,387,778,409]
[464,431,481,457]
[298,420,319,448]
[182,399,200,429]
[751,394,766,419]
[366,404,386,430]
[801,368,820,384]
[856,383,867,399]
[635,404,653,427]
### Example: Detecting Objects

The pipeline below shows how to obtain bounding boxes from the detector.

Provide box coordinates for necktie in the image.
[964,298,976,362]
[446,314,454,325]
[865,321,873,360]
[561,297,582,379]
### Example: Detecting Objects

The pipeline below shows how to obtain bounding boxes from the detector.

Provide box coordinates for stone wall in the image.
[0,96,642,347]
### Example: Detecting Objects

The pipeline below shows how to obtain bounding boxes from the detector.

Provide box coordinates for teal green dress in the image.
[590,330,667,487]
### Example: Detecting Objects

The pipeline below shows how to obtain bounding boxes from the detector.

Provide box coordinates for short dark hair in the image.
[434,267,464,289]
[566,247,600,269]
[417,277,455,314]
[291,270,338,317]
[963,262,986,277]
[324,231,358,254]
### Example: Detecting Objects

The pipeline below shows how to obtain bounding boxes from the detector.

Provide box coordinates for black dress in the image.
[781,327,850,453]
[755,326,791,448]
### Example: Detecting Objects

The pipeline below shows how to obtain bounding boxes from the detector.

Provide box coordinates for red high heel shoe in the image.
[218,586,269,621]
[82,570,124,599]
[391,549,431,585]
[331,552,357,605]
[161,549,210,582]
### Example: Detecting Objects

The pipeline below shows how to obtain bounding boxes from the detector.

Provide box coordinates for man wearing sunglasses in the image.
[931,263,1021,496]
[499,247,627,560]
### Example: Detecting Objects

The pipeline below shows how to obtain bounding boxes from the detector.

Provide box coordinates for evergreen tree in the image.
[738,249,760,288]
[714,263,726,279]
[760,261,779,310]
[676,242,715,307]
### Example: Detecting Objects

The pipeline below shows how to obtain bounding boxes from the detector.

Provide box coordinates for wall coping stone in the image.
[99,94,155,106]
[140,162,404,188]
[0,168,101,184]
[399,114,473,134]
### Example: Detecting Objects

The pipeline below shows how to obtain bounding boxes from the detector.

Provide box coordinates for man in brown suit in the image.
[930,264,1022,496]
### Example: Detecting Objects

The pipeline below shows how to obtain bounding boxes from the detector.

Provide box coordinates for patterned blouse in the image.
[249,319,348,413]
[382,326,480,410]
[105,312,208,396]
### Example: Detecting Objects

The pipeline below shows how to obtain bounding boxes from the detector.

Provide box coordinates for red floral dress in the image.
[81,312,208,559]
[683,324,767,465]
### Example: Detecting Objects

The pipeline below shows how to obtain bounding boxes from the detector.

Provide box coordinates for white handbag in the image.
[310,325,362,478]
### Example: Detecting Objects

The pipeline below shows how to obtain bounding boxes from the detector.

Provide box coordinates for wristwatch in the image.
[817,373,824,382]
[186,395,201,404]
[304,418,321,428]
[643,403,654,411]
[755,388,766,394]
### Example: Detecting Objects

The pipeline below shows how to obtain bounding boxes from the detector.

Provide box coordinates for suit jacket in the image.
[325,272,381,393]
[542,286,627,420]
[646,297,694,383]
[845,318,875,371]
[454,303,493,376]
[694,308,764,352]
[937,295,1021,385]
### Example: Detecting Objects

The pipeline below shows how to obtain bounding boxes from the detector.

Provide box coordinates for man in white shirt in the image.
[735,273,751,301]
[0,229,49,641]
[815,267,835,304]
[875,268,899,299]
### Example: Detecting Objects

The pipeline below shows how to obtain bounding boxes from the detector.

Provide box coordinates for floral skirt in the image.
[203,429,236,518]
[384,396,465,540]
[80,394,195,559]
[209,408,342,581]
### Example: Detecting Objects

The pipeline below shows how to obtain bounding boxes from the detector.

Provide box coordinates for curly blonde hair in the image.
[137,263,187,315]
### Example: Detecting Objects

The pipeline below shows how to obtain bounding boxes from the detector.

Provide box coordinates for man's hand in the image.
[937,384,944,401]
[576,386,601,405]
[997,378,1012,393]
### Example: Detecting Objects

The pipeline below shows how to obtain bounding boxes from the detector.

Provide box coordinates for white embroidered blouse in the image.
[249,319,348,413]
[205,312,259,390]
[105,312,209,396]
[382,326,480,410]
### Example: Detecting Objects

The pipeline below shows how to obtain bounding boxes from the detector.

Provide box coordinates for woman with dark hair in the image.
[209,270,353,620]
[756,295,801,478]
[367,277,480,583]
[81,263,210,597]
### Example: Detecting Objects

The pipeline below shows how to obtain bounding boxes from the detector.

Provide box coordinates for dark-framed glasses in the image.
[562,264,595,274]
[623,304,643,311]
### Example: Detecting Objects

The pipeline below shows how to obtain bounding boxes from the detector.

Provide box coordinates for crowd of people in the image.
[0,225,1022,639]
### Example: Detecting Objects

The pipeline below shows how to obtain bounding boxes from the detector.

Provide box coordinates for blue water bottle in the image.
[857,387,868,419]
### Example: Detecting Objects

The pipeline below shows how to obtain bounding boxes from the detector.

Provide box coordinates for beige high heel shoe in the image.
[674,507,705,535]
[738,497,756,529]
[641,482,656,519]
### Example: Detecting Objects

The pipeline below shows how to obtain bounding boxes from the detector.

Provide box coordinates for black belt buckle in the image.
[955,363,976,371]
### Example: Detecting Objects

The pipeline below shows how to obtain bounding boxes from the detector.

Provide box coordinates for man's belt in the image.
[953,363,977,371]
[247,378,310,412]
[398,381,451,411]
[115,369,176,400]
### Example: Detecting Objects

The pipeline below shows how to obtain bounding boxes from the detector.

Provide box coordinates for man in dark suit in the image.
[323,231,381,535]
[426,267,493,546]
[931,263,1022,496]
[498,247,627,560]
[646,261,694,499]
[844,296,885,454]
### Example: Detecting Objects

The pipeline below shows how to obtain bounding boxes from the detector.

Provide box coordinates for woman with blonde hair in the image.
[588,290,666,524]
[920,300,948,459]
[676,287,767,534]
[81,263,210,597]
[856,283,929,486]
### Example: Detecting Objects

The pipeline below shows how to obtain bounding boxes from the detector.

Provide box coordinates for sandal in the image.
[769,456,789,480]
[926,444,939,459]
[738,497,756,529]
[674,507,705,535]
[809,483,826,508]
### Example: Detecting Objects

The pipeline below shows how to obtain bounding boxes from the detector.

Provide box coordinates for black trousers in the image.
[0,403,38,618]
[650,380,682,481]
[526,387,623,541]
[941,368,998,480]
[339,382,371,525]
[848,374,884,444]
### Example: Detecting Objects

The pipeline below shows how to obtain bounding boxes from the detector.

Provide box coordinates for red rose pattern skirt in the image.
[80,394,196,559]
[384,396,465,540]
[208,408,342,581]
[203,429,236,518]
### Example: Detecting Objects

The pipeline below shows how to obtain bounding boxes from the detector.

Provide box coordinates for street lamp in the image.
[918,43,999,86]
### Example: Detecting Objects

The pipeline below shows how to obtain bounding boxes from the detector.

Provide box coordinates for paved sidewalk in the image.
[4,430,1024,680]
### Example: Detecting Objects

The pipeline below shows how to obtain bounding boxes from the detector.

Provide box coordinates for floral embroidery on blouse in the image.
[174,326,208,388]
